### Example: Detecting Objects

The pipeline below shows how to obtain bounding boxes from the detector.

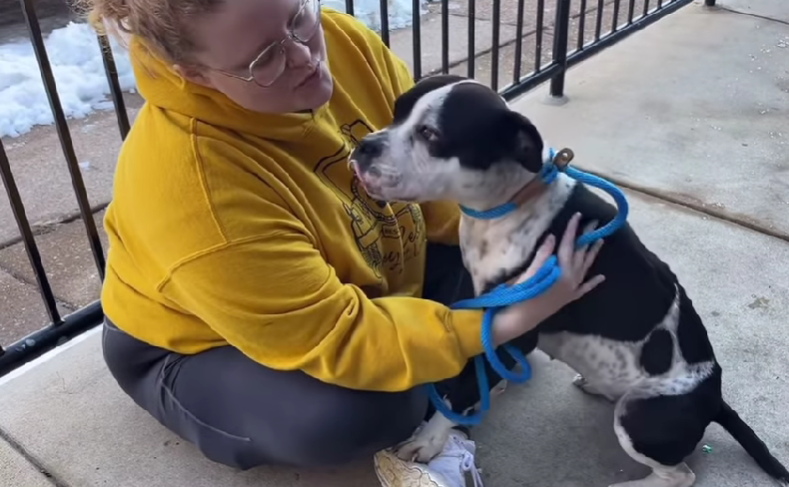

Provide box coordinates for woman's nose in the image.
[284,38,313,68]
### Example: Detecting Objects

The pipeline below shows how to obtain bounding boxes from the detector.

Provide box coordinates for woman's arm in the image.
[159,200,485,393]
[160,198,603,394]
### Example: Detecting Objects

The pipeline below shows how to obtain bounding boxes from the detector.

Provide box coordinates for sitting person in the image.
[83,0,605,484]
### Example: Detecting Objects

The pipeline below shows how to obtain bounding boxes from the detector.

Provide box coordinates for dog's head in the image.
[350,75,545,206]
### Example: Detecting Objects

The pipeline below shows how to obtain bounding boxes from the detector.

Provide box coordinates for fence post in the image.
[96,34,131,140]
[549,0,572,98]
[19,0,107,280]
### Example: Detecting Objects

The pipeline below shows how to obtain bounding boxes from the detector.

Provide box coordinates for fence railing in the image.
[0,0,700,377]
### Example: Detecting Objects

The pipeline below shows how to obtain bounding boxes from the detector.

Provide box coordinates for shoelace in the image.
[454,438,484,487]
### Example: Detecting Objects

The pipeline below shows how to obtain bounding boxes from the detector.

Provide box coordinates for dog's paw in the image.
[393,414,455,463]
[393,433,448,463]
[572,374,615,401]
[491,379,508,397]
[572,373,591,389]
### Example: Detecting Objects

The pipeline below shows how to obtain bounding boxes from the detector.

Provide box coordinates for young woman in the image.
[84,0,605,485]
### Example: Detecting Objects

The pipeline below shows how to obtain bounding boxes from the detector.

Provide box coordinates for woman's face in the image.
[181,0,333,114]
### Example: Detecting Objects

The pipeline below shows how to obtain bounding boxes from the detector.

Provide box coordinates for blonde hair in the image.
[74,0,223,63]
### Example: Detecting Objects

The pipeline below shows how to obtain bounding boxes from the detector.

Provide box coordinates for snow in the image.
[0,0,427,139]
[0,22,135,138]
[324,0,428,32]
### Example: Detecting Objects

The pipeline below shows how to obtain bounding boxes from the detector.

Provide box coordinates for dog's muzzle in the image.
[350,135,386,173]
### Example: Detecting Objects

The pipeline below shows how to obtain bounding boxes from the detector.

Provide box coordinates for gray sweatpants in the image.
[101,243,475,470]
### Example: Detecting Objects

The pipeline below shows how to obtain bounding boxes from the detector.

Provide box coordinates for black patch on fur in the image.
[392,74,467,125]
[391,75,544,173]
[434,83,544,173]
[676,284,716,364]
[640,329,674,376]
[619,366,722,467]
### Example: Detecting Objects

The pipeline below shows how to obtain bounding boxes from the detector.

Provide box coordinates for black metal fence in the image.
[0,0,699,377]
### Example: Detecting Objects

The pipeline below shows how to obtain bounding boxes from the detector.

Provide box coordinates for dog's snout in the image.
[353,137,385,168]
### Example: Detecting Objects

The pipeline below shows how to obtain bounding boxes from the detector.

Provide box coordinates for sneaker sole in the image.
[373,449,452,487]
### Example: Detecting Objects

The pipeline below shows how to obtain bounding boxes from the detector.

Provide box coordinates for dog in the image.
[349,74,789,487]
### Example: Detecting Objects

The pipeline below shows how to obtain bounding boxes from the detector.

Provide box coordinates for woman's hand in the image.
[492,212,605,346]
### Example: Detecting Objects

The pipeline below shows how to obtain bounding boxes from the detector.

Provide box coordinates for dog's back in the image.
[535,184,715,354]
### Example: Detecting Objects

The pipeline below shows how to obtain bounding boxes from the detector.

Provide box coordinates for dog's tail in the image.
[714,400,789,485]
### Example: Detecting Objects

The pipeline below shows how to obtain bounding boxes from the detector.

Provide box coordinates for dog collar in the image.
[459,147,574,220]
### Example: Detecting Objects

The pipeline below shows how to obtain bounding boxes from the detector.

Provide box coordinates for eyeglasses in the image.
[214,0,322,88]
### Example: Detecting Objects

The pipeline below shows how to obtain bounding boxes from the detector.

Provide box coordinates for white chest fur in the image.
[459,174,576,295]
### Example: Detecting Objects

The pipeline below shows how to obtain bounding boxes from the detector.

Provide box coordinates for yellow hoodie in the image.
[102,8,484,392]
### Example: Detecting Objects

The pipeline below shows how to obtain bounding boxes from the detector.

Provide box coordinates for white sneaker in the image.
[374,427,484,487]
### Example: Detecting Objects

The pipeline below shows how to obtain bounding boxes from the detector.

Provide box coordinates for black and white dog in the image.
[350,75,789,487]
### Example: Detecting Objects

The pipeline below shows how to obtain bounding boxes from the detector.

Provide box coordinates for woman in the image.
[85,0,605,485]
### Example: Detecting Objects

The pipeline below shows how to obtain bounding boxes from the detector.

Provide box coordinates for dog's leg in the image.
[607,383,710,487]
[394,377,507,463]
[394,410,456,463]
[610,416,696,487]
[608,464,695,487]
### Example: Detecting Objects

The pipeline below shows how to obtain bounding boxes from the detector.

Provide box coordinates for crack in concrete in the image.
[0,426,71,487]
[578,168,789,244]
[714,5,789,27]
[0,260,78,312]
[0,202,109,252]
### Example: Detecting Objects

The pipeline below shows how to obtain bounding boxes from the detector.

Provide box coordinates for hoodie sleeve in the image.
[159,196,484,392]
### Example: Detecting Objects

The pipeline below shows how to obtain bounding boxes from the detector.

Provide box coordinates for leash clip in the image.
[552,147,575,170]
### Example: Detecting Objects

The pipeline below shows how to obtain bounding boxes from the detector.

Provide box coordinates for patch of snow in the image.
[324,0,428,32]
[0,0,425,138]
[0,22,135,138]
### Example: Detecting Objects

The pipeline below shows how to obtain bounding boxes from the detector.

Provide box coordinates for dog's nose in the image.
[353,137,384,169]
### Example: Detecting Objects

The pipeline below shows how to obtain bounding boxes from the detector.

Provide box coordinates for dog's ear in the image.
[494,110,544,173]
[394,75,469,124]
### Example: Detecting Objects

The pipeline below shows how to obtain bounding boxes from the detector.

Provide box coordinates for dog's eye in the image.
[416,124,440,142]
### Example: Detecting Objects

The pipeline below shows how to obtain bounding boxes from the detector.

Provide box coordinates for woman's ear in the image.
[495,110,545,173]
[172,64,214,88]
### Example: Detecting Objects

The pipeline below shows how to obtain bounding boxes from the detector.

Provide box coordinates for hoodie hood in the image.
[126,8,409,144]
[129,35,328,141]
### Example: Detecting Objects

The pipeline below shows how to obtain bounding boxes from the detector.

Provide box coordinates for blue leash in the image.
[428,147,630,426]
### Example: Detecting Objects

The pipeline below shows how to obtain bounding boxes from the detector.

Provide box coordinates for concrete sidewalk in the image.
[1,1,788,486]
